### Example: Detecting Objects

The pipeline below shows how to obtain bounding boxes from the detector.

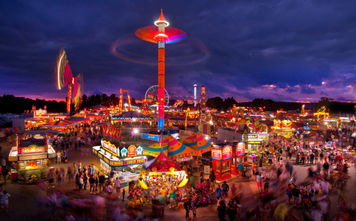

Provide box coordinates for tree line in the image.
[206,97,355,113]
[0,94,354,114]
[0,95,66,114]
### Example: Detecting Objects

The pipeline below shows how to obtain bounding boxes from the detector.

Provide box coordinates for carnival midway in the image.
[0,10,356,221]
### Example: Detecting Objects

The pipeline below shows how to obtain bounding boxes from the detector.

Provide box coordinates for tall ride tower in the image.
[155,10,168,131]
[194,83,197,108]
[201,85,206,110]
[136,10,186,131]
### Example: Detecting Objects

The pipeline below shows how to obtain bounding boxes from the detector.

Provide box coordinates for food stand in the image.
[212,144,232,182]
[8,131,56,183]
[244,133,268,154]
[232,142,245,175]
[92,140,147,185]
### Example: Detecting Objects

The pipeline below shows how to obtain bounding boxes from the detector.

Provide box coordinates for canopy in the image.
[143,135,196,160]
[180,132,212,156]
[165,135,195,160]
[144,151,179,171]
[43,119,78,128]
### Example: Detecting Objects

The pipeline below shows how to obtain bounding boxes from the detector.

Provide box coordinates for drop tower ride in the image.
[136,10,186,131]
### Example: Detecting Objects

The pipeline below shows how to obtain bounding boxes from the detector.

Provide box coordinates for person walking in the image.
[78,173,84,191]
[256,172,262,193]
[114,177,121,198]
[94,174,99,193]
[83,173,88,190]
[122,188,125,202]
[106,181,113,199]
[216,185,222,201]
[217,198,226,221]
[0,190,10,213]
[184,197,191,220]
[89,175,95,194]
[1,166,8,184]
[210,170,216,185]
[227,199,237,221]
[99,173,105,192]
[222,181,229,198]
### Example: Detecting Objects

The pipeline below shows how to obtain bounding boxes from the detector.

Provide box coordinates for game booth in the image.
[138,151,188,190]
[232,142,245,175]
[212,144,232,182]
[8,131,56,183]
[92,139,147,185]
[135,151,189,209]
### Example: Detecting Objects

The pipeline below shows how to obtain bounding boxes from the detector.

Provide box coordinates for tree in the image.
[224,97,238,110]
[314,97,333,112]
[206,97,224,110]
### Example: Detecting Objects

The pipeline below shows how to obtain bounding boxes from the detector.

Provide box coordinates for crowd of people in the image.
[210,139,356,221]
[0,115,354,220]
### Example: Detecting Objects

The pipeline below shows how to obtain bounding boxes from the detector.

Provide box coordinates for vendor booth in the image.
[92,140,147,184]
[244,133,268,155]
[232,142,245,175]
[212,144,232,182]
[8,131,56,183]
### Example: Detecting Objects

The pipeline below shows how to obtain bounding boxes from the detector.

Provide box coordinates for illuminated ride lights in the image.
[145,85,170,106]
[136,9,186,131]
[56,49,83,114]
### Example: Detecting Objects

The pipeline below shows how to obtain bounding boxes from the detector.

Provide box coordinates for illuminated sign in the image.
[121,147,128,157]
[123,158,146,166]
[128,145,136,157]
[101,140,118,156]
[222,145,232,159]
[235,142,245,156]
[247,133,268,142]
[110,161,124,166]
[136,146,143,156]
[141,133,161,142]
[20,145,45,154]
[212,148,221,159]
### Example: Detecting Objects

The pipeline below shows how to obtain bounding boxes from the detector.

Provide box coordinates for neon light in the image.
[57,52,65,90]
[154,20,169,27]
[154,33,168,39]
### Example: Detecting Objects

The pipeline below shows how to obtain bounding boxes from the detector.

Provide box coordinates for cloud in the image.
[0,0,356,102]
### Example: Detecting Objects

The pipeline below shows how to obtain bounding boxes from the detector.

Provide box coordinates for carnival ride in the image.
[200,85,206,110]
[138,151,188,190]
[145,85,170,106]
[118,89,132,114]
[56,49,83,114]
[136,9,186,131]
[174,100,183,108]
[314,106,329,121]
[185,108,200,128]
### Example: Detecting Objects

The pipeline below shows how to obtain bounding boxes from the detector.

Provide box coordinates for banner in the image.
[102,124,121,142]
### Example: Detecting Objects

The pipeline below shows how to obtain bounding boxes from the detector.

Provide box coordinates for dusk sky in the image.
[0,0,356,102]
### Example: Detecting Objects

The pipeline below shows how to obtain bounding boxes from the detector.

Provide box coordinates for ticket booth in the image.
[232,142,245,175]
[212,145,232,182]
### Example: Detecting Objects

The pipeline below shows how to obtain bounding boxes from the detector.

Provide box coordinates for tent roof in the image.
[145,151,179,171]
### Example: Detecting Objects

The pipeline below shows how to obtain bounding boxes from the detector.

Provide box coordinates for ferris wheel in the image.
[145,85,170,106]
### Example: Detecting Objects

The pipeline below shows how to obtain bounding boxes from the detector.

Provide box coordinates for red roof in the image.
[146,151,179,171]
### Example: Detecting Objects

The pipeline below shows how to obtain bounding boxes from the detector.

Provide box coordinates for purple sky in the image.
[0,0,355,102]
